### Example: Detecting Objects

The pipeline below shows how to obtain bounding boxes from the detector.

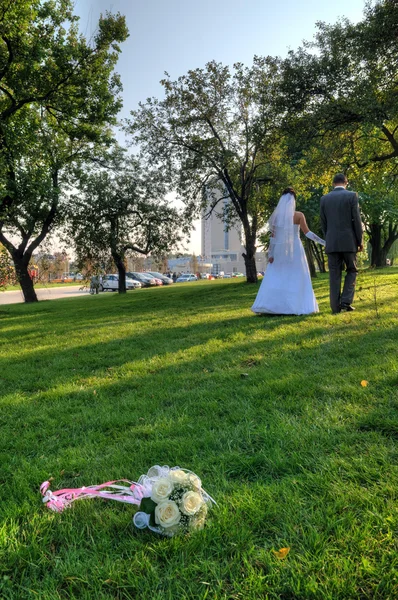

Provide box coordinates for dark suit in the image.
[320,187,363,313]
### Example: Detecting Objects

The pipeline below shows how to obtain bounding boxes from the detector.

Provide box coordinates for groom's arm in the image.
[320,198,327,236]
[350,193,363,249]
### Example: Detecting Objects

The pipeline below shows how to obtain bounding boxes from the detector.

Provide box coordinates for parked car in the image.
[126,272,157,287]
[176,273,198,282]
[142,272,163,286]
[232,272,245,277]
[100,274,141,292]
[145,271,174,285]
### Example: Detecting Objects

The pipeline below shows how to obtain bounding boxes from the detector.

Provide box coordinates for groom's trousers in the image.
[327,252,358,313]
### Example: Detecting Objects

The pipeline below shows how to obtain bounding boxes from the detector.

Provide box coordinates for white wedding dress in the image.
[251,224,319,315]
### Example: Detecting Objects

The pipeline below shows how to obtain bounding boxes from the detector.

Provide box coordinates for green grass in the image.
[3,281,85,291]
[0,269,397,599]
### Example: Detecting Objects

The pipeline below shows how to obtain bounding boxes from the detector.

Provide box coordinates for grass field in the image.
[0,268,397,599]
[3,281,87,292]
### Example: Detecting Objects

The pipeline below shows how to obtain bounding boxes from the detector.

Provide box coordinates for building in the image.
[201,187,267,275]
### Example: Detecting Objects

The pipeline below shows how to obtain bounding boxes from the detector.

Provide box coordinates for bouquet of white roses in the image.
[40,464,215,537]
[133,465,213,536]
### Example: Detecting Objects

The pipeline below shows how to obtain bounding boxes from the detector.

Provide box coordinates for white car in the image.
[176,273,198,283]
[100,274,141,292]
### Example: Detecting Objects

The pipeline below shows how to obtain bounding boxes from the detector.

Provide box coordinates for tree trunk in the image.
[304,238,317,278]
[110,220,127,293]
[312,242,326,273]
[371,244,388,268]
[242,227,257,283]
[13,252,38,302]
[369,223,383,267]
[369,222,398,267]
[113,253,127,293]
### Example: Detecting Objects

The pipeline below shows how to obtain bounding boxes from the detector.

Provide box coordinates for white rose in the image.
[190,504,208,530]
[169,469,189,485]
[151,478,173,503]
[155,500,181,528]
[187,473,202,491]
[180,491,203,516]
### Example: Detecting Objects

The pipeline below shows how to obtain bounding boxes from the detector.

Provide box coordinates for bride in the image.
[251,187,325,315]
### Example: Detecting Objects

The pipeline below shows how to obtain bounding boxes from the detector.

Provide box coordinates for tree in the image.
[0,242,15,288]
[278,2,398,267]
[66,160,188,293]
[292,184,327,275]
[350,172,398,267]
[190,253,198,274]
[35,251,69,282]
[0,0,128,301]
[387,240,398,266]
[280,2,398,165]
[128,58,291,283]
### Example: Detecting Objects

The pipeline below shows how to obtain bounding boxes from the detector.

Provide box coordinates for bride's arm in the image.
[298,212,325,246]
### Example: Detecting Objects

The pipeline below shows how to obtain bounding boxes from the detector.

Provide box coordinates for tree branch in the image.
[0,229,16,254]
[0,84,15,106]
[25,173,59,256]
[0,34,13,82]
[203,194,230,219]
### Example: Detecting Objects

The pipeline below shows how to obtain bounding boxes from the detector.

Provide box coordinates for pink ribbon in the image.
[40,479,144,512]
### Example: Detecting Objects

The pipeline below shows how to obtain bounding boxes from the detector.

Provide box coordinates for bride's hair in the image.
[281,186,296,199]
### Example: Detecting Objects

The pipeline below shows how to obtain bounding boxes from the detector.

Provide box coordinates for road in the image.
[0,285,91,305]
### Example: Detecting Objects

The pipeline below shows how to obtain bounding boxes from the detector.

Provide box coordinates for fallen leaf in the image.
[361,380,369,387]
[273,547,290,559]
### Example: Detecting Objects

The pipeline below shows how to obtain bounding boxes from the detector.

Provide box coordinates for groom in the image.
[320,173,363,314]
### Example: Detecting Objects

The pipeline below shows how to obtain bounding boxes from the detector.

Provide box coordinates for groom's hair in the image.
[333,173,348,185]
[282,186,296,199]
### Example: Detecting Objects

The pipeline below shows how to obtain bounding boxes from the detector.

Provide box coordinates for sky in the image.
[73,0,368,253]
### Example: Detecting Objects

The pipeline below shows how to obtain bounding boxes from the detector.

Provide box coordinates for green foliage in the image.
[65,156,188,289]
[128,58,291,282]
[281,1,398,171]
[279,1,398,267]
[387,239,398,261]
[0,0,128,300]
[139,497,157,515]
[0,270,397,598]
[0,242,15,288]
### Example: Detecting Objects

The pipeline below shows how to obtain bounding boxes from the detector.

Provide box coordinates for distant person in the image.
[172,272,177,283]
[251,187,325,315]
[320,173,364,314]
[90,275,100,294]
